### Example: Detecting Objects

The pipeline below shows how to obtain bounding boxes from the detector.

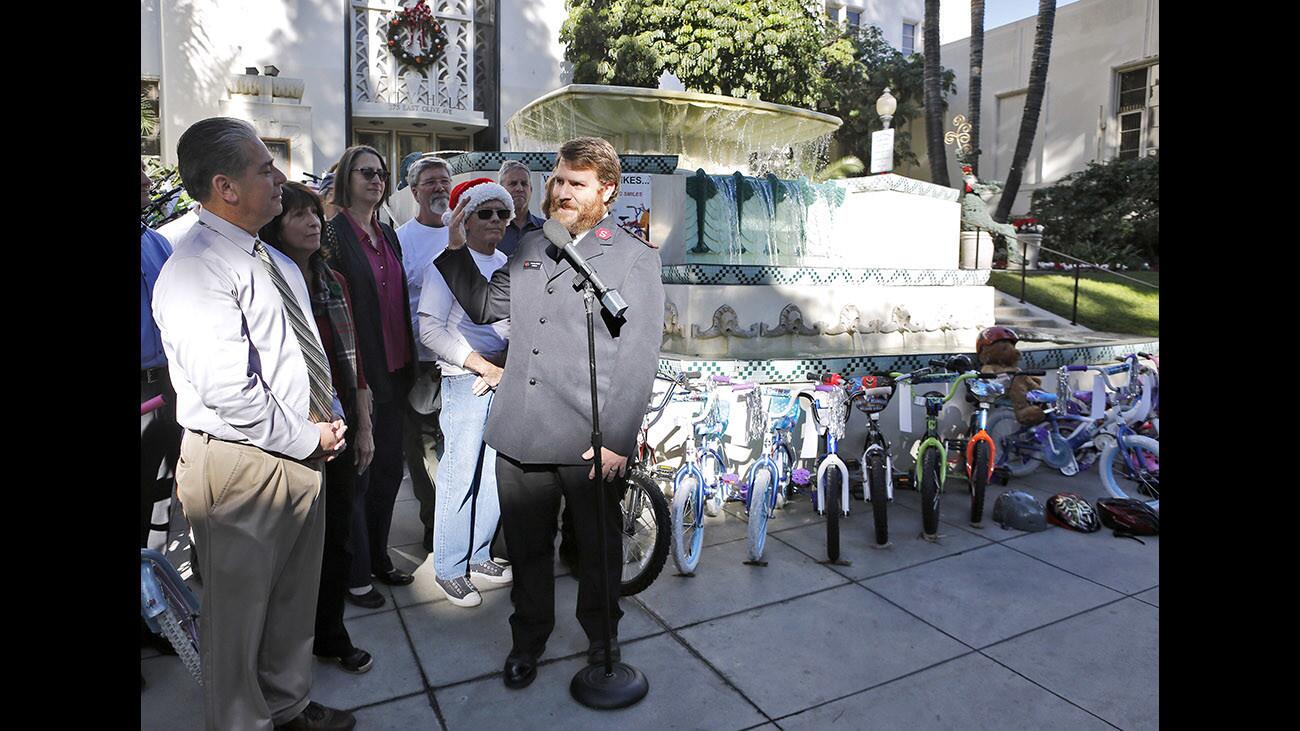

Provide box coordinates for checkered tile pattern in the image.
[841,174,962,202]
[658,339,1159,383]
[661,265,992,287]
[444,152,679,176]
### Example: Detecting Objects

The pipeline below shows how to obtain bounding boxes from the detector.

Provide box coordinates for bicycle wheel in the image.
[776,443,794,506]
[671,475,704,575]
[968,440,990,526]
[746,468,773,562]
[156,606,204,685]
[620,470,671,596]
[1099,434,1159,510]
[986,410,1042,477]
[920,447,942,537]
[866,451,889,545]
[825,468,840,562]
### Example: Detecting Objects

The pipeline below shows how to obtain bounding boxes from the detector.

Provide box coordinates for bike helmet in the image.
[1046,492,1102,533]
[991,490,1048,532]
[976,326,1019,358]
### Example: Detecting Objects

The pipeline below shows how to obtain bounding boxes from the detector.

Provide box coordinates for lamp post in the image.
[870,88,898,174]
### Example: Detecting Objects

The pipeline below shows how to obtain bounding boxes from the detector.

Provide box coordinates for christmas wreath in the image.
[385,0,447,71]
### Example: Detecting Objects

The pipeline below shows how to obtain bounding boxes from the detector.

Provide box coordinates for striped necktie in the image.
[253,238,335,422]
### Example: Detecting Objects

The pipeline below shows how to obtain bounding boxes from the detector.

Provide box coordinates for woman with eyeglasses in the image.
[258,181,376,674]
[324,145,419,609]
[416,178,514,607]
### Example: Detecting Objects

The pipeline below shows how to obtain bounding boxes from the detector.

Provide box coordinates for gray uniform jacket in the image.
[434,213,665,464]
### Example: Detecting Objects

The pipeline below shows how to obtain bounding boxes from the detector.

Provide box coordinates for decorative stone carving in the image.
[880,305,911,333]
[663,301,684,339]
[818,304,861,336]
[692,305,757,340]
[271,77,305,99]
[761,304,819,337]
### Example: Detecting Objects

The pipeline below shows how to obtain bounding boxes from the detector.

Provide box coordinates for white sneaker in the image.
[469,559,513,585]
[435,575,482,607]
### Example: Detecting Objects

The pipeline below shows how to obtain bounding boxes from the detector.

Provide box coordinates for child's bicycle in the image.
[733,382,800,564]
[617,369,679,595]
[139,394,202,686]
[668,374,735,575]
[855,374,901,547]
[801,373,865,563]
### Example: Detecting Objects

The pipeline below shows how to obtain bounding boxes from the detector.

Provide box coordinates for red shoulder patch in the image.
[595,228,612,240]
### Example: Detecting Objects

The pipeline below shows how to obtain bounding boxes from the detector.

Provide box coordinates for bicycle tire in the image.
[969,440,990,526]
[825,468,840,562]
[986,410,1042,477]
[920,447,942,537]
[1099,434,1159,510]
[620,470,671,596]
[156,606,203,686]
[701,451,725,517]
[866,451,889,545]
[747,469,773,562]
[671,475,704,575]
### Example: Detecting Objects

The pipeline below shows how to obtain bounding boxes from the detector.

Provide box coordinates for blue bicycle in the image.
[669,374,734,575]
[734,382,801,564]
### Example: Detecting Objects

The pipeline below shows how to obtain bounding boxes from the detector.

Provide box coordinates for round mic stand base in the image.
[569,662,649,709]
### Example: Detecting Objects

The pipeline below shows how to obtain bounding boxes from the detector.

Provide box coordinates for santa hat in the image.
[442,177,515,226]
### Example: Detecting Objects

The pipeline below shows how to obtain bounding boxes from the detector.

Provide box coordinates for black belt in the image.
[142,367,166,384]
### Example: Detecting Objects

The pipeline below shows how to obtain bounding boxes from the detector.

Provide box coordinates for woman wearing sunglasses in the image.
[325,145,420,609]
[416,178,514,606]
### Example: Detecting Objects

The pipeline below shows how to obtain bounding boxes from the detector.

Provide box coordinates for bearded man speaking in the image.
[433,137,664,690]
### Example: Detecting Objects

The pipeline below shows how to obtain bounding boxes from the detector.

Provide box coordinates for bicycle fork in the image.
[815,435,851,517]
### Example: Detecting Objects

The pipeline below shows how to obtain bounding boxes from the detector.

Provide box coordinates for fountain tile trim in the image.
[658,339,1158,382]
[842,174,961,202]
[443,151,680,176]
[662,265,992,287]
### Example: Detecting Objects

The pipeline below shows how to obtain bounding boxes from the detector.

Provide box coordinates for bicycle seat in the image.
[1026,390,1058,404]
[856,386,895,414]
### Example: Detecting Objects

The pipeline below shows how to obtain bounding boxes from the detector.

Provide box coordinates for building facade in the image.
[823,1,925,56]
[938,0,1159,215]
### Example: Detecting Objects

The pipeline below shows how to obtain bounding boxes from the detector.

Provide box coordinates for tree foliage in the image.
[1029,154,1159,267]
[560,0,849,108]
[818,25,954,170]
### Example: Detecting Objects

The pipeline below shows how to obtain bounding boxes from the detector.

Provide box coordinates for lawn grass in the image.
[988,270,1159,337]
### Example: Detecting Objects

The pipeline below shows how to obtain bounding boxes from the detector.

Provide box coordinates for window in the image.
[1115,62,1158,160]
[846,10,861,30]
[141,78,160,157]
[826,5,840,23]
[902,22,917,56]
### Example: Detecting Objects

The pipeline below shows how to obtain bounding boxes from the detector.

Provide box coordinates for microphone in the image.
[543,218,629,318]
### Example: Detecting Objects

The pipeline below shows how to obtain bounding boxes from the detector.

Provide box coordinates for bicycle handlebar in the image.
[141,395,166,415]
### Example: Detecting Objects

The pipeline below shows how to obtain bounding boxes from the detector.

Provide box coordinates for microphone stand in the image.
[568,277,650,710]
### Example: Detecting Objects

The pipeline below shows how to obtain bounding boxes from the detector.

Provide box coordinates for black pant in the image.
[496,453,623,658]
[314,413,357,657]
[349,393,406,586]
[140,374,181,548]
[403,362,443,534]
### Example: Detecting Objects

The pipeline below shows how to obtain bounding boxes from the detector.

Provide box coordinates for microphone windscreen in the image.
[543,218,572,246]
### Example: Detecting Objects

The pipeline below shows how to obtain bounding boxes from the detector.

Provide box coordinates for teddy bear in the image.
[976,327,1046,426]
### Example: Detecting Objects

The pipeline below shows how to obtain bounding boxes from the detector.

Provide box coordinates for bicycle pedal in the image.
[742,560,769,567]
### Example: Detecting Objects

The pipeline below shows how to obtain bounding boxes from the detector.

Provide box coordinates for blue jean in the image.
[434,373,500,579]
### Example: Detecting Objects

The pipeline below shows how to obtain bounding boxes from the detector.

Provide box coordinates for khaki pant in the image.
[176,431,325,731]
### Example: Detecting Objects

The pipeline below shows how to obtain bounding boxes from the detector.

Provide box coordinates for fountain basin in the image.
[506,84,842,176]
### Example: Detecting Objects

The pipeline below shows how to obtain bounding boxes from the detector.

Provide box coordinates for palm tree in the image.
[994,0,1057,223]
[968,0,984,176]
[922,0,949,186]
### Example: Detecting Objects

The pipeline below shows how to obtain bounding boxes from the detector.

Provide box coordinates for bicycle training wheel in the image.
[1099,434,1159,511]
[968,440,991,526]
[986,410,1042,477]
[671,475,704,575]
[746,469,773,562]
[620,470,671,596]
[920,448,942,537]
[866,451,890,545]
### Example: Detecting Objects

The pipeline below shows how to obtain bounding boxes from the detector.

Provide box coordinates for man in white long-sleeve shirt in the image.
[396,155,453,552]
[152,117,354,731]
[416,177,514,607]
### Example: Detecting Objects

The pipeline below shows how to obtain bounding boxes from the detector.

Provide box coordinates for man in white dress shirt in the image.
[396,155,453,551]
[152,117,354,731]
